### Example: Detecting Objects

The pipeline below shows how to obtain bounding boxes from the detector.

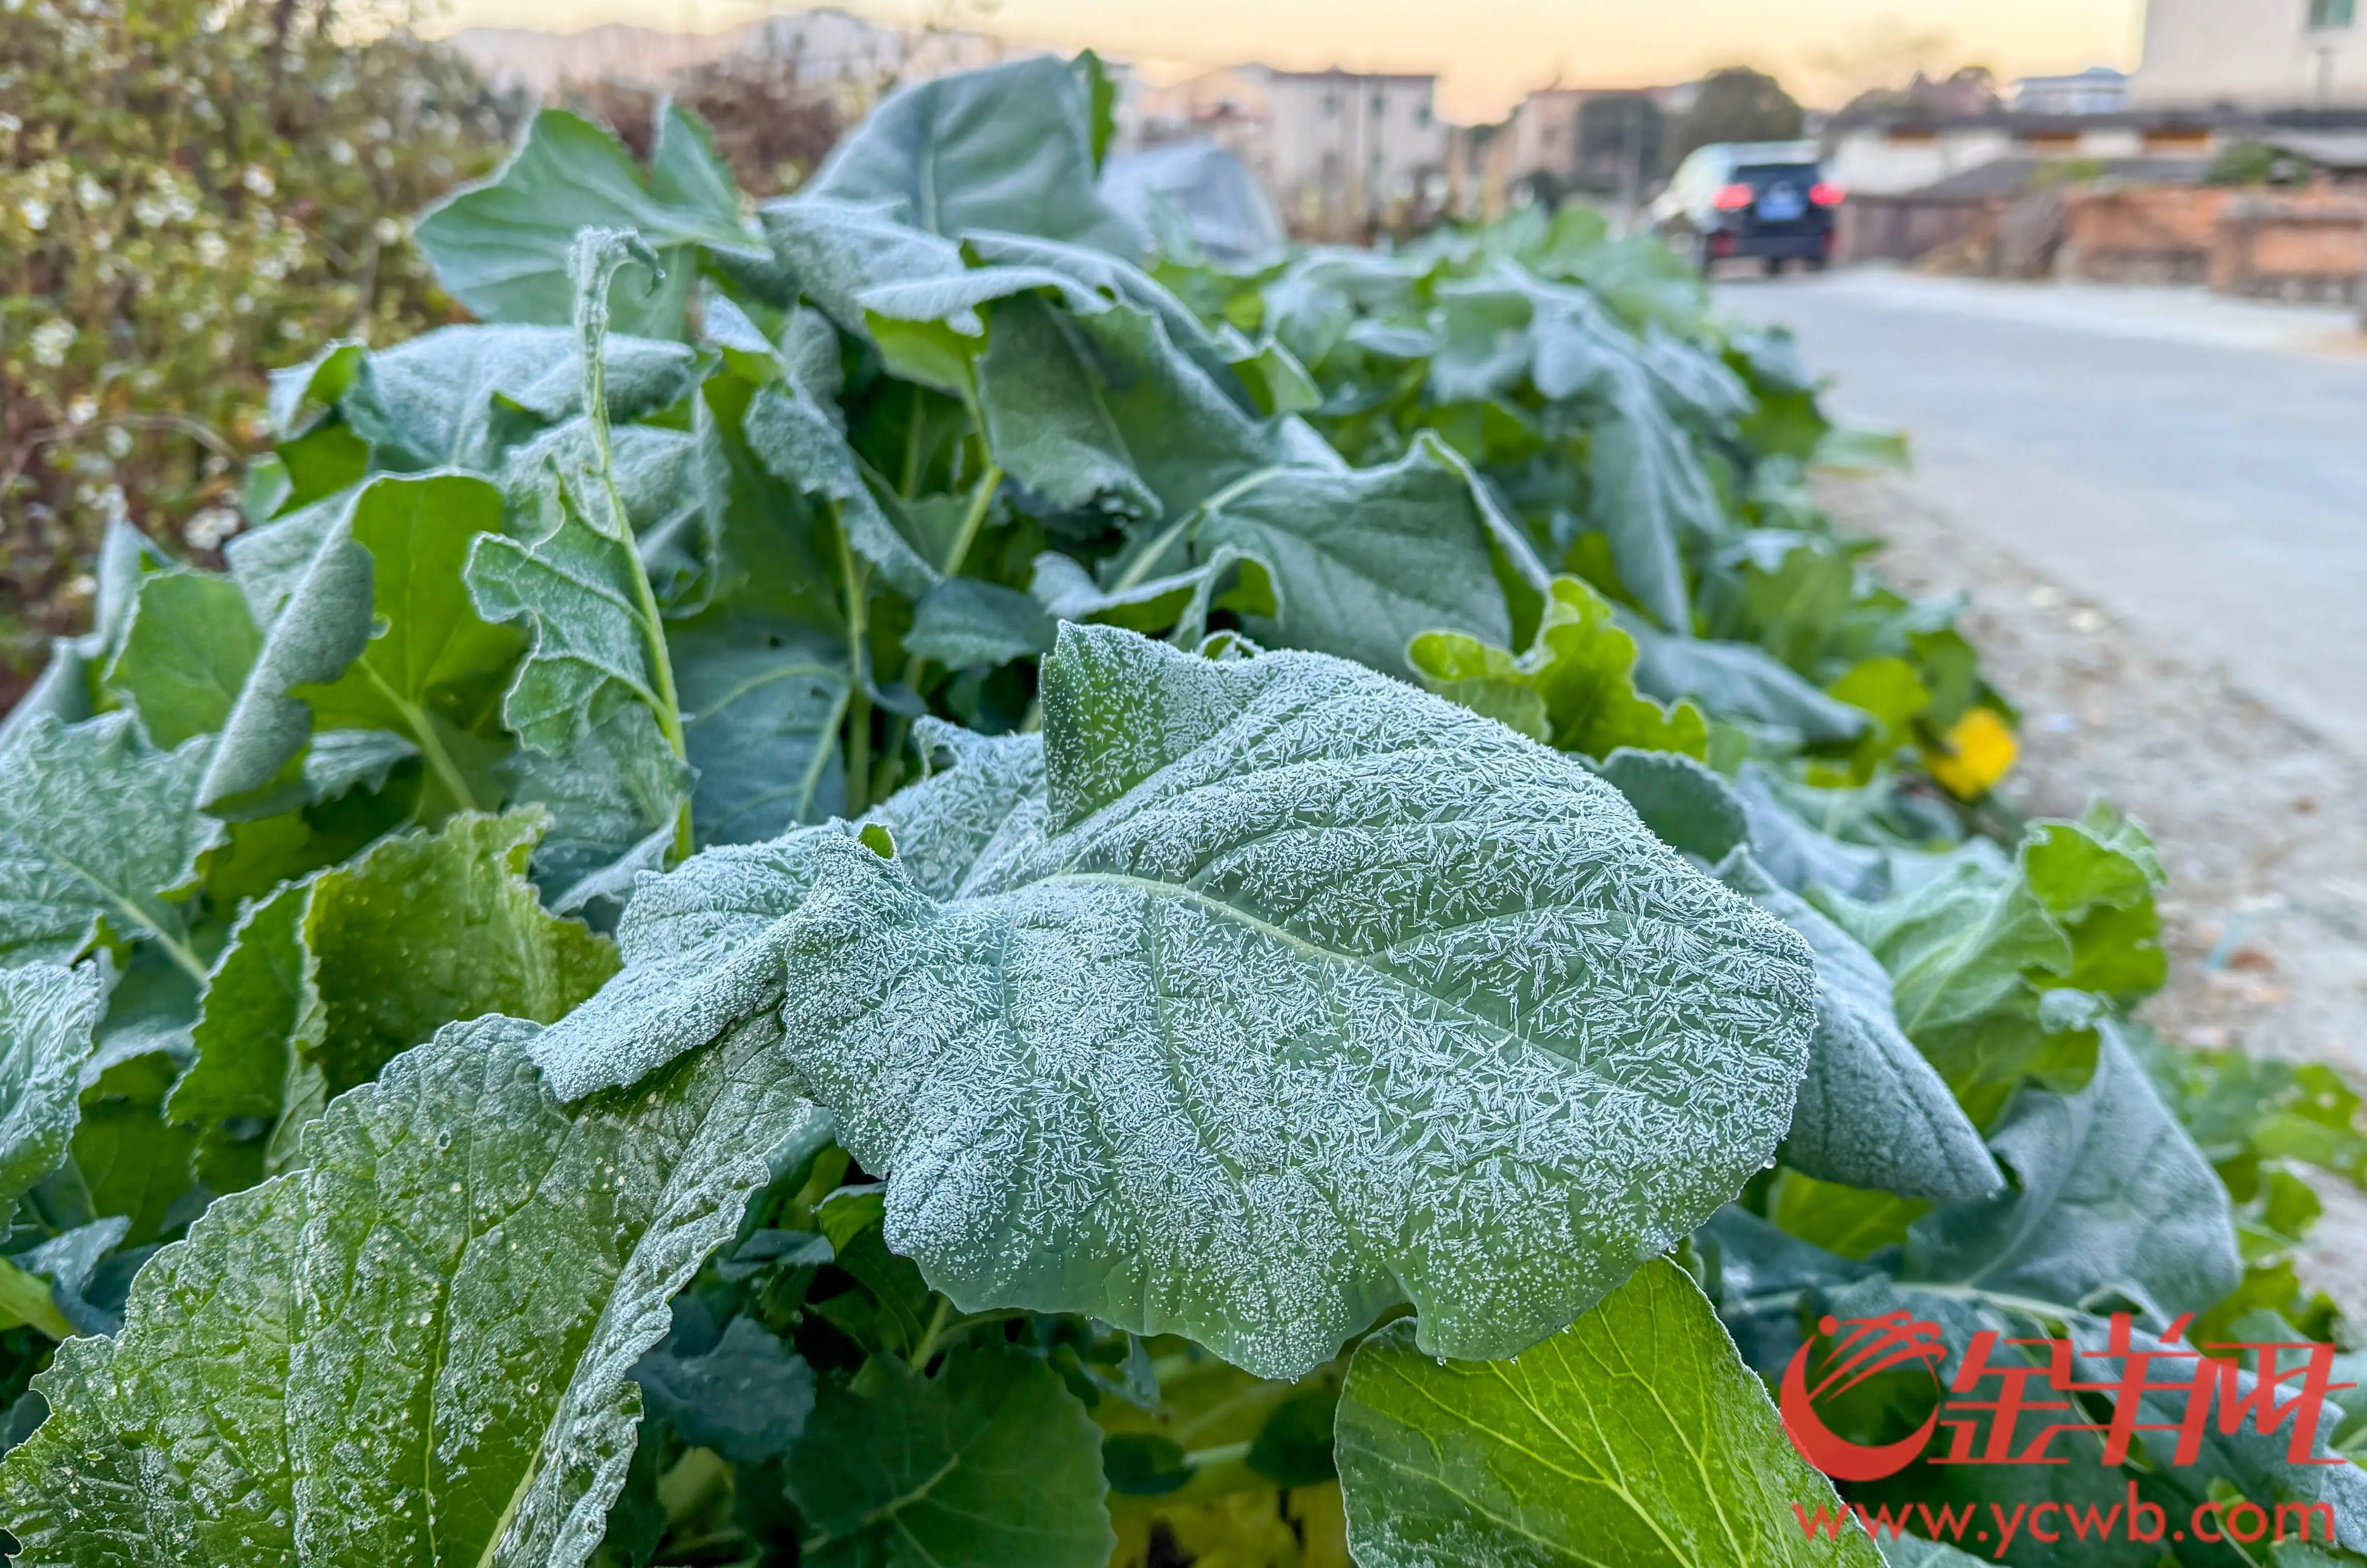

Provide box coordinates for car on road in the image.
[1651,141,1842,274]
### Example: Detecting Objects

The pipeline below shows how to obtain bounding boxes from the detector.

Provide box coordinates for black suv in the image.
[1651,140,1843,274]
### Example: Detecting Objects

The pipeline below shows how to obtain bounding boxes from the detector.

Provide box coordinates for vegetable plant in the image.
[0,53,2359,1568]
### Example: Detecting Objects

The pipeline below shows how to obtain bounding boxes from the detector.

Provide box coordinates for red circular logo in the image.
[1779,1311,1948,1481]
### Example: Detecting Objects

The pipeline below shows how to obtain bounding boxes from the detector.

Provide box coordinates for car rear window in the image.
[1734,163,1820,188]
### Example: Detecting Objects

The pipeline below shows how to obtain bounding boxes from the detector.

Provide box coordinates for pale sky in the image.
[434,0,2149,119]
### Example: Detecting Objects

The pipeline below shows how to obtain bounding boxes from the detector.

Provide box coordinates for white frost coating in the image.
[1718,850,2002,1204]
[529,721,1045,1100]
[777,623,1820,1379]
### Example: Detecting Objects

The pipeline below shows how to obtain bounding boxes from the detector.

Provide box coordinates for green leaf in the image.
[0,1010,823,1567]
[775,624,1817,1377]
[634,1314,815,1468]
[0,713,220,980]
[528,722,1046,1101]
[71,1038,200,1248]
[203,472,524,819]
[1334,1257,1883,1568]
[787,1344,1116,1568]
[672,613,850,846]
[342,323,700,474]
[1907,1021,2240,1319]
[1411,575,1706,758]
[1717,852,2001,1204]
[1597,748,1747,861]
[100,569,262,748]
[414,103,764,336]
[803,56,1144,256]
[743,375,940,599]
[170,811,619,1178]
[904,578,1058,670]
[0,962,105,1212]
[1626,623,1871,743]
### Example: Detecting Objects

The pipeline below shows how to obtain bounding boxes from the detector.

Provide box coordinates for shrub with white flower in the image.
[0,0,513,681]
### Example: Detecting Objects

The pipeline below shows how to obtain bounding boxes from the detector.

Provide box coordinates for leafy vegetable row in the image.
[0,52,2357,1568]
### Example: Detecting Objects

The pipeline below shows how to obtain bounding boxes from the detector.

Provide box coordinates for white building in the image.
[1137,66,1447,231]
[2133,0,2367,107]
[2010,67,2132,115]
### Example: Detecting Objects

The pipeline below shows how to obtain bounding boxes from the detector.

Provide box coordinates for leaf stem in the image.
[835,501,873,816]
[361,665,482,817]
[1108,466,1279,595]
[910,1295,954,1367]
[868,463,1007,804]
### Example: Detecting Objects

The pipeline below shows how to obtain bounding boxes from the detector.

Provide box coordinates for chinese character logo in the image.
[1780,1311,1949,1481]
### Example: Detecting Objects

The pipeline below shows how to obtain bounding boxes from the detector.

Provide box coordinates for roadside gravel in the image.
[1824,470,2367,1317]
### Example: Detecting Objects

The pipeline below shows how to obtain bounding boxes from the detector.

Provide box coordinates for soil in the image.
[1822,471,2367,1319]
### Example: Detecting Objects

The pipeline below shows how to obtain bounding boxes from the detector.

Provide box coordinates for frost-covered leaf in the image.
[634,1313,815,1468]
[1412,575,1705,758]
[743,375,939,599]
[72,1034,200,1248]
[1732,764,1890,902]
[0,713,220,977]
[775,623,1818,1377]
[759,196,971,338]
[1718,850,2001,1203]
[0,520,168,750]
[976,292,1271,524]
[802,56,1144,257]
[786,1343,1116,1568]
[1027,548,1272,650]
[1598,748,1747,862]
[1907,1021,2239,1319]
[905,578,1058,669]
[0,1011,822,1568]
[672,614,850,846]
[170,811,618,1175]
[415,103,764,336]
[0,962,105,1211]
[203,472,524,818]
[101,569,261,748]
[1335,1258,1882,1568]
[1627,623,1870,743]
[341,324,701,475]
[529,723,1044,1101]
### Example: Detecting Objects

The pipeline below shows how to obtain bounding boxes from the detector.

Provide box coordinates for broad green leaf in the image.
[774,624,1818,1377]
[758,196,972,338]
[170,811,619,1179]
[1334,1258,1882,1568]
[528,722,1046,1101]
[1411,575,1705,758]
[71,1038,200,1248]
[1598,748,1747,862]
[742,374,940,599]
[0,962,105,1211]
[976,292,1272,523]
[0,713,220,980]
[786,1344,1116,1568]
[1191,442,1513,678]
[965,230,1249,396]
[100,569,261,747]
[1028,547,1274,649]
[904,578,1058,670]
[468,231,697,890]
[1906,1021,2239,1319]
[0,1011,824,1568]
[2020,802,2166,1000]
[1732,764,1889,902]
[1626,623,1870,743]
[202,472,524,818]
[672,614,850,847]
[0,519,168,750]
[634,1314,815,1468]
[414,103,764,336]
[343,324,700,474]
[803,56,1144,257]
[1717,852,2000,1204]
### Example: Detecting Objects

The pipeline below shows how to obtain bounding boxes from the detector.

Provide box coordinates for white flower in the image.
[241,165,275,198]
[74,172,107,210]
[328,138,355,166]
[65,394,96,424]
[194,230,227,266]
[0,113,21,134]
[177,311,202,333]
[374,216,402,246]
[186,506,242,551]
[28,317,73,366]
[103,425,131,458]
[17,196,49,231]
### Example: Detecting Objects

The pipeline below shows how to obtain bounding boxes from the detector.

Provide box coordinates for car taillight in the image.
[1810,182,1846,206]
[1713,183,1755,211]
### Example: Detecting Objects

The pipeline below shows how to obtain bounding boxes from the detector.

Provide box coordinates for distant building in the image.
[1136,66,1448,235]
[2133,0,2367,107]
[1492,88,1665,203]
[2010,67,2131,115]
[1823,112,2229,197]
